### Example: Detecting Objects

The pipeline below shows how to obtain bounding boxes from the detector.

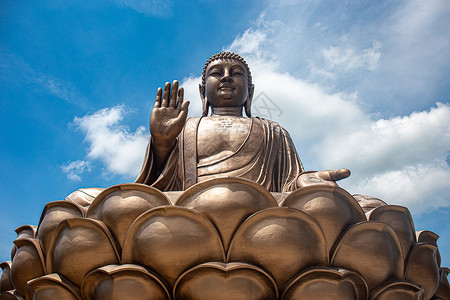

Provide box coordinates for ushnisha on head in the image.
[200,52,254,117]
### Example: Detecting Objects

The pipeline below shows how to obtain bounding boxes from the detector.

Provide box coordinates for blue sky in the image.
[1,0,449,269]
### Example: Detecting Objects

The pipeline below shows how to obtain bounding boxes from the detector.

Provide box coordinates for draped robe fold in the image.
[135,117,304,192]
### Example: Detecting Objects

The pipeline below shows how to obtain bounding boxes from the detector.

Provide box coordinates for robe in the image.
[135,117,304,192]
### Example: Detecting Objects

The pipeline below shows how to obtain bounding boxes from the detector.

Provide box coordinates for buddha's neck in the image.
[211,106,243,117]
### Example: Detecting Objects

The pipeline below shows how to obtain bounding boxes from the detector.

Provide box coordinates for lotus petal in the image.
[122,206,225,287]
[36,201,84,255]
[404,243,439,299]
[0,262,13,293]
[11,225,37,260]
[331,222,403,291]
[174,262,278,300]
[25,273,81,300]
[228,207,328,291]
[65,188,105,208]
[368,205,415,260]
[46,218,120,287]
[87,184,170,248]
[416,230,439,244]
[281,267,368,300]
[352,194,387,213]
[0,290,25,300]
[434,267,450,299]
[416,230,441,267]
[281,186,365,255]
[81,264,169,300]
[10,239,45,296]
[14,225,37,240]
[369,279,424,300]
[176,177,278,252]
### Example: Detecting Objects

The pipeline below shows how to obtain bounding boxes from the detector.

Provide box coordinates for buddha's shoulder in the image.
[252,117,285,130]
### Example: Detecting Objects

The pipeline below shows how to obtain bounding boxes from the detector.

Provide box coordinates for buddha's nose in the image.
[221,70,232,82]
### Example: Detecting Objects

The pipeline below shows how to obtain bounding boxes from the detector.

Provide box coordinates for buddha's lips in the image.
[219,84,234,90]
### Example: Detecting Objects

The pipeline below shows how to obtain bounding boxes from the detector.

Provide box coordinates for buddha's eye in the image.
[209,71,221,77]
[208,67,222,77]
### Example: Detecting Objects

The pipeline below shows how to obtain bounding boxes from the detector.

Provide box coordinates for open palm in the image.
[150,80,189,146]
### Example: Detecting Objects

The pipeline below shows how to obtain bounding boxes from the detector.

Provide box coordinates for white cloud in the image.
[61,160,91,181]
[322,42,382,72]
[342,162,450,214]
[111,0,173,17]
[220,22,450,214]
[317,103,450,175]
[181,75,203,118]
[73,105,149,178]
[318,102,450,214]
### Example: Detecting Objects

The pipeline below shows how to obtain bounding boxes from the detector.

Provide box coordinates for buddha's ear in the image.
[245,84,254,117]
[199,84,209,117]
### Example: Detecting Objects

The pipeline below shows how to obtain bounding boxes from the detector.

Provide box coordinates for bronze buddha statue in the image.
[136,51,350,191]
[2,52,447,300]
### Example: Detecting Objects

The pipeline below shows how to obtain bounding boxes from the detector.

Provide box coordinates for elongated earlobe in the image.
[199,84,209,116]
[202,99,209,117]
[245,84,254,117]
[245,101,251,117]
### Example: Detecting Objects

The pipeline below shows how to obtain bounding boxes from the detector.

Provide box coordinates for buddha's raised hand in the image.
[150,80,190,150]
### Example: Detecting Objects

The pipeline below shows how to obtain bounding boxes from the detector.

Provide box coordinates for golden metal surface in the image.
[0,262,13,293]
[1,182,449,299]
[173,262,278,300]
[281,185,365,255]
[10,238,45,296]
[368,205,416,262]
[176,177,278,252]
[435,267,450,299]
[81,264,169,300]
[87,183,170,247]
[37,201,84,255]
[227,207,328,291]
[0,290,25,299]
[404,243,440,299]
[25,273,81,300]
[10,225,37,261]
[65,188,105,208]
[369,279,424,300]
[46,218,120,287]
[121,206,225,287]
[281,267,368,300]
[331,222,404,291]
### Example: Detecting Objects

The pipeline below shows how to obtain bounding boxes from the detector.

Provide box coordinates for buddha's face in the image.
[203,58,249,109]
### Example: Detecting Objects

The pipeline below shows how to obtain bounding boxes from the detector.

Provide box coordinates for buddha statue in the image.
[2,52,448,300]
[135,51,350,191]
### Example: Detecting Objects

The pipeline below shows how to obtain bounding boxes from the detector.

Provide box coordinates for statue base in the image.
[1,177,449,299]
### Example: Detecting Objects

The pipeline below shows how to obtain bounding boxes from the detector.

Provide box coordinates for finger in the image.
[161,82,171,107]
[169,80,179,108]
[154,87,162,108]
[177,87,184,109]
[329,168,351,181]
[177,100,190,120]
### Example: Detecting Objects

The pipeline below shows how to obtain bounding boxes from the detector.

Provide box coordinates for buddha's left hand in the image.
[296,168,351,188]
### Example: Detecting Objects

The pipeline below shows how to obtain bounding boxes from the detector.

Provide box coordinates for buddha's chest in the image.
[196,117,251,163]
